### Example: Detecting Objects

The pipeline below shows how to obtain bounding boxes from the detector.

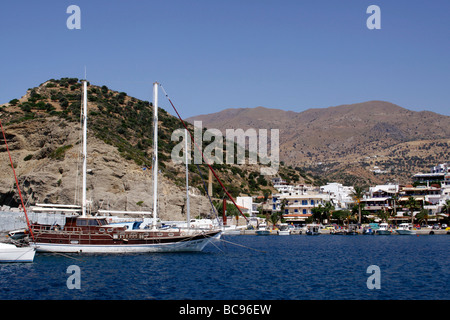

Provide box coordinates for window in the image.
[303,209,307,214]
[302,200,307,205]
[88,219,99,226]
[76,219,87,226]
[311,200,315,205]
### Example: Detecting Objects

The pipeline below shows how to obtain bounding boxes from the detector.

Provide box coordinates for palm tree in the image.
[351,186,365,225]
[391,192,399,216]
[442,199,450,215]
[322,201,335,224]
[269,212,281,230]
[405,196,419,224]
[377,209,390,223]
[416,208,430,226]
[340,209,354,226]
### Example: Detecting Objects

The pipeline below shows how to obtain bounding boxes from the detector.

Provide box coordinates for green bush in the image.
[49,145,73,160]
[9,99,19,106]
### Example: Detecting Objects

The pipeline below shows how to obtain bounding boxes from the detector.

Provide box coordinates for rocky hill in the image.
[188,102,450,186]
[0,78,308,220]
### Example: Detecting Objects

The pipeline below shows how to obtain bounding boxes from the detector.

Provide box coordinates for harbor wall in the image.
[0,210,66,232]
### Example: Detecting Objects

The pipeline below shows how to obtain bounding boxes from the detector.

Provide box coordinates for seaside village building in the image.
[408,162,450,217]
[270,178,354,225]
[267,162,450,225]
[360,184,400,216]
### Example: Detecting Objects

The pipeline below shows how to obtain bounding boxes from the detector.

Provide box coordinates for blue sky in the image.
[0,0,449,117]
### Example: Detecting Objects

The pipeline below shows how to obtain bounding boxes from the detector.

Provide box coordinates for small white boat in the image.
[376,223,391,235]
[222,225,243,235]
[8,229,29,240]
[277,224,291,235]
[0,243,35,263]
[395,223,417,235]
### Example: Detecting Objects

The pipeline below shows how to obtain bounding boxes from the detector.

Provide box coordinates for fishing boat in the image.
[306,224,321,235]
[395,223,417,235]
[277,224,291,235]
[29,81,221,253]
[344,224,358,235]
[376,223,392,235]
[0,242,35,263]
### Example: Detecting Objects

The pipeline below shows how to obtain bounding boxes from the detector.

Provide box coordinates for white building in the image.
[319,183,355,210]
[272,186,330,224]
[362,184,399,213]
[236,196,259,216]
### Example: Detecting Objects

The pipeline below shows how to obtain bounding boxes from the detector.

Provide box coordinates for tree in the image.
[351,186,365,224]
[321,201,334,224]
[391,192,399,216]
[442,199,450,215]
[377,209,390,223]
[416,209,430,225]
[331,210,344,225]
[280,198,289,212]
[336,209,353,226]
[269,212,281,229]
[9,99,19,106]
[405,196,420,224]
[101,85,109,94]
[311,206,323,224]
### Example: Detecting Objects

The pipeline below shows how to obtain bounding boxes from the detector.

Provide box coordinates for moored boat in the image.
[0,242,35,263]
[277,224,291,235]
[30,216,220,253]
[29,81,221,253]
[376,223,392,235]
[395,223,417,235]
[306,224,321,235]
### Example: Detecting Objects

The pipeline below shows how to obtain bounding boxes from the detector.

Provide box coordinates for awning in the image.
[399,196,425,201]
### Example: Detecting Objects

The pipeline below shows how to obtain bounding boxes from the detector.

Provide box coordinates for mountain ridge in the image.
[187,100,450,186]
[0,78,310,219]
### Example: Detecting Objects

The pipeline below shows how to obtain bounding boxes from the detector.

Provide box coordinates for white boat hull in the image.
[277,230,291,235]
[32,232,221,253]
[0,243,36,263]
[395,229,416,235]
[223,230,241,235]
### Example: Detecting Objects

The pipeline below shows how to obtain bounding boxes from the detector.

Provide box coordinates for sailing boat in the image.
[28,81,221,253]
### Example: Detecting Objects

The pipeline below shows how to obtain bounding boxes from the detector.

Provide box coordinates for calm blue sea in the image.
[1,235,449,300]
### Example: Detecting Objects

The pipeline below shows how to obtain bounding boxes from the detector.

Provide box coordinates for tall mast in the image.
[82,80,88,217]
[152,82,159,230]
[185,129,190,228]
